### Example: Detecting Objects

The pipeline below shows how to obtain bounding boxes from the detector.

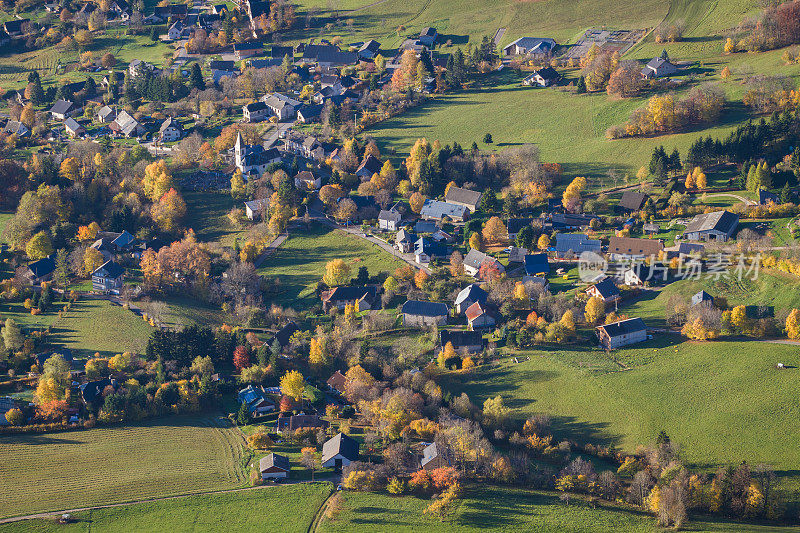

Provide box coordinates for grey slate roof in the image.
[27,255,56,279]
[421,442,447,468]
[444,187,481,207]
[93,260,125,279]
[440,329,483,349]
[596,317,646,338]
[554,233,601,254]
[618,191,647,211]
[463,249,490,270]
[260,453,290,472]
[49,99,74,116]
[691,290,714,307]
[590,277,620,299]
[401,300,449,317]
[524,253,549,276]
[454,284,488,307]
[378,209,401,223]
[321,432,359,463]
[420,200,468,220]
[683,210,738,235]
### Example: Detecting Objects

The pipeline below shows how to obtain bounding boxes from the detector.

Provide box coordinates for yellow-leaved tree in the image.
[323,259,351,286]
[280,370,305,402]
[585,296,605,325]
[786,309,800,339]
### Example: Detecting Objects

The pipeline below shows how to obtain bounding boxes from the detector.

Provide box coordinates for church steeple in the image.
[235,131,244,168]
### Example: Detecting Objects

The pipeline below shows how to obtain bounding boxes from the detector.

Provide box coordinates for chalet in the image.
[244,198,269,220]
[235,133,281,177]
[586,277,621,305]
[25,255,56,284]
[691,290,714,307]
[421,442,449,470]
[395,229,417,253]
[238,384,275,418]
[502,37,556,57]
[555,234,600,256]
[402,300,449,326]
[641,50,678,79]
[327,370,346,394]
[414,237,446,263]
[608,236,663,259]
[234,42,263,60]
[262,93,301,121]
[294,170,321,190]
[420,200,468,222]
[522,66,559,87]
[4,120,29,137]
[463,249,505,278]
[243,101,270,123]
[321,433,359,469]
[356,154,383,181]
[321,286,377,312]
[418,27,437,47]
[596,318,647,350]
[158,117,183,142]
[682,210,739,242]
[617,191,648,213]
[523,253,549,276]
[110,110,145,138]
[358,39,381,60]
[444,187,482,213]
[97,105,116,123]
[465,301,496,330]
[454,284,488,314]
[259,453,290,480]
[91,260,124,293]
[378,208,402,231]
[440,329,484,354]
[49,99,80,120]
[276,414,329,433]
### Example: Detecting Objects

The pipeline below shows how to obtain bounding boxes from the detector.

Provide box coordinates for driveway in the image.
[264,122,292,149]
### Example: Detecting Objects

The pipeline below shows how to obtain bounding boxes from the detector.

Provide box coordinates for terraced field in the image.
[0,415,247,519]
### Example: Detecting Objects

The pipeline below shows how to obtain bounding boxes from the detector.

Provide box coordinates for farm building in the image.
[358,39,381,60]
[608,236,663,259]
[321,433,359,469]
[596,317,647,350]
[243,101,270,122]
[586,277,621,304]
[238,385,275,418]
[25,255,56,284]
[401,300,449,326]
[64,118,85,138]
[502,37,556,57]
[49,99,81,120]
[682,210,739,242]
[440,329,484,353]
[421,442,450,470]
[327,370,346,394]
[444,187,482,213]
[522,67,560,87]
[259,453,290,480]
[418,27,438,47]
[454,284,488,314]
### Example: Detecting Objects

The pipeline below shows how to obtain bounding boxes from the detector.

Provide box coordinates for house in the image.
[378,209,402,231]
[414,237,446,263]
[586,277,621,305]
[462,249,505,278]
[321,433,359,469]
[401,300,448,326]
[420,200,468,222]
[212,66,238,85]
[524,253,549,276]
[663,241,704,259]
[4,120,29,137]
[502,37,556,57]
[3,19,27,37]
[80,378,114,406]
[244,198,269,220]
[243,101,270,122]
[238,384,275,418]
[555,234,601,257]
[321,286,377,312]
[643,223,660,235]
[347,195,380,221]
[234,42,263,59]
[101,71,124,89]
[262,93,301,121]
[97,105,116,123]
[269,45,293,59]
[414,220,438,234]
[167,20,191,40]
[158,117,182,142]
[209,60,235,71]
[641,50,678,79]
[358,39,381,60]
[294,170,322,190]
[608,236,664,259]
[110,110,145,137]
[465,301,496,330]
[596,318,647,350]
[522,66,559,87]
[682,210,739,242]
[758,189,779,205]
[49,99,79,120]
[92,260,125,293]
[355,154,383,181]
[691,290,714,307]
[25,255,56,284]
[259,453,290,480]
[302,45,358,67]
[432,229,453,243]
[622,264,666,286]
[548,213,598,230]
[508,246,527,263]
[235,132,281,177]
[129,59,158,77]
[395,229,417,253]
[454,284,488,314]
[418,27,437,47]
[444,187,482,213]
[420,442,449,470]
[297,104,324,123]
[617,191,648,212]
[36,349,73,370]
[440,329,484,354]
[327,370,346,394]
[277,414,330,432]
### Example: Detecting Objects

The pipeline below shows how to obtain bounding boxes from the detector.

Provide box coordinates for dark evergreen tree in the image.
[576,76,586,94]
[190,62,205,90]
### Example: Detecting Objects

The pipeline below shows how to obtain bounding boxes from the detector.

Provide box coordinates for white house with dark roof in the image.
[64,117,85,138]
[503,37,556,57]
[321,433,359,469]
[243,101,270,123]
[454,283,488,314]
[596,317,647,350]
[262,93,301,121]
[463,249,504,278]
[420,200,468,222]
[682,210,739,242]
[97,105,116,123]
[49,99,80,120]
[641,50,678,79]
[378,208,401,230]
[92,260,125,293]
[4,120,29,137]
[110,110,145,137]
[259,453,290,480]
[158,117,182,142]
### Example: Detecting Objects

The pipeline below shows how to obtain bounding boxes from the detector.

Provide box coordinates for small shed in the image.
[260,453,290,480]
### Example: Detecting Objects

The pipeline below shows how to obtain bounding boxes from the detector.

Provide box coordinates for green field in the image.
[318,485,791,533]
[257,224,406,310]
[136,296,227,329]
[184,191,245,248]
[444,338,800,490]
[0,415,247,519]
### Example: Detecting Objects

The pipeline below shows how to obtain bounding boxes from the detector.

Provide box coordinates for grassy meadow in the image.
[0,415,247,519]
[257,224,405,310]
[184,191,246,248]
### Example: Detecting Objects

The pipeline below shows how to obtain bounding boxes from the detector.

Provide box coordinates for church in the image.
[235,132,282,178]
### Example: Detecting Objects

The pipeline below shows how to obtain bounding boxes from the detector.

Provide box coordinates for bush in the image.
[5,407,25,426]
[247,431,274,449]
[387,477,406,495]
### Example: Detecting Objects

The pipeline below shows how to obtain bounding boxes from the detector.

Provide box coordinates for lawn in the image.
[136,296,227,329]
[0,415,247,519]
[443,338,800,491]
[0,484,332,532]
[318,485,791,532]
[184,191,245,248]
[257,224,406,310]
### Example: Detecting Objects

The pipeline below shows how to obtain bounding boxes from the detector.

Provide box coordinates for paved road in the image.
[264,122,292,149]
[254,232,288,267]
[493,27,506,46]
